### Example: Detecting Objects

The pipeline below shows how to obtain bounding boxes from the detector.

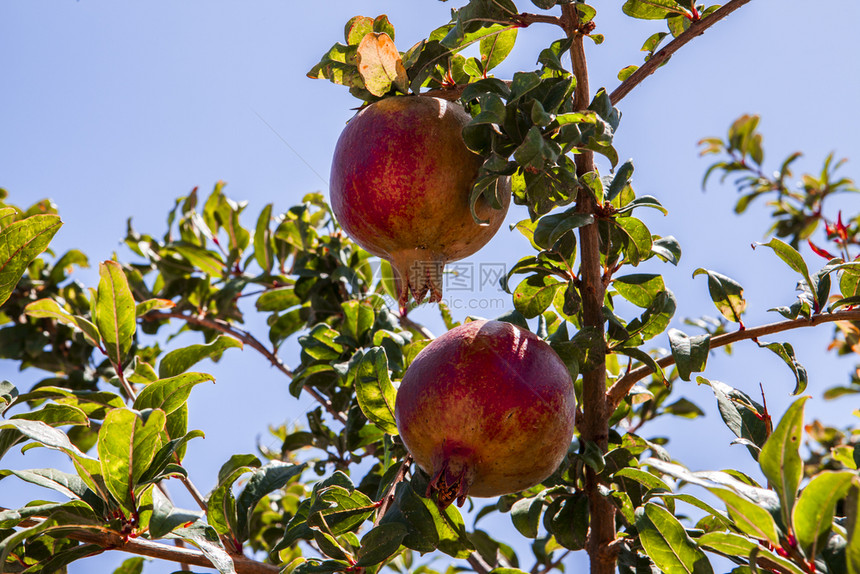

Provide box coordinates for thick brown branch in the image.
[2,509,278,574]
[142,311,346,424]
[609,0,754,105]
[606,309,860,409]
[561,6,616,574]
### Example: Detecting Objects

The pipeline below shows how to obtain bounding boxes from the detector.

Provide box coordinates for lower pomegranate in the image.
[394,320,576,508]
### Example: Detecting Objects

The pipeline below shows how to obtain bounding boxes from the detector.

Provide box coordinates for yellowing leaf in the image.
[356,33,407,97]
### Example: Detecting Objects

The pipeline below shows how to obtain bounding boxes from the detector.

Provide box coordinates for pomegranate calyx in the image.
[390,250,444,305]
[428,448,475,509]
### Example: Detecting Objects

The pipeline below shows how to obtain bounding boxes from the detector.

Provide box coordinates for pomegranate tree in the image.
[395,319,576,508]
[329,95,510,304]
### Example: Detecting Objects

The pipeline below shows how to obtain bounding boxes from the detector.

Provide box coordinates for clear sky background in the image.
[2,1,860,573]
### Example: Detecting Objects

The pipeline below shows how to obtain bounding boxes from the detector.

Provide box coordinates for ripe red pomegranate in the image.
[329,96,510,304]
[395,320,576,508]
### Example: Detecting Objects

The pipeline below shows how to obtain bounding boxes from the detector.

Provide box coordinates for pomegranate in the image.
[329,96,511,304]
[395,320,576,508]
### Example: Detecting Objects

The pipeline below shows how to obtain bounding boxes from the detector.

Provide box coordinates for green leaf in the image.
[533,211,594,250]
[352,348,399,435]
[511,495,544,539]
[637,502,713,574]
[172,243,225,277]
[757,238,815,306]
[668,329,710,381]
[513,126,559,172]
[617,195,668,216]
[134,298,174,318]
[696,532,805,574]
[847,486,860,574]
[112,557,145,574]
[615,217,653,265]
[612,347,665,383]
[756,341,808,395]
[618,65,638,81]
[94,260,136,366]
[0,418,107,500]
[480,27,517,72]
[759,396,808,528]
[614,274,665,308]
[158,336,242,378]
[0,213,62,307]
[253,203,274,273]
[692,269,746,323]
[653,493,732,530]
[174,521,237,574]
[625,289,676,342]
[345,16,374,45]
[235,461,305,541]
[355,523,408,566]
[0,468,77,500]
[149,485,203,539]
[652,236,682,265]
[313,486,376,536]
[134,372,215,414]
[218,453,262,487]
[256,285,300,312]
[340,300,376,345]
[707,487,781,546]
[23,298,101,347]
[0,381,16,413]
[98,408,166,514]
[622,0,688,19]
[391,480,474,558]
[663,398,704,419]
[793,470,855,558]
[11,403,89,427]
[139,430,204,486]
[615,468,672,494]
[700,377,768,459]
[542,493,588,550]
[356,33,407,96]
[513,274,564,319]
[470,93,508,126]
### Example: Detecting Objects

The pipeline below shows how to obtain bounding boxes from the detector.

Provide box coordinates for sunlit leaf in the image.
[759,396,808,528]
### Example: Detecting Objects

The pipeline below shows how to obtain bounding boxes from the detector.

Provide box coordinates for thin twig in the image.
[373,455,412,527]
[532,549,572,574]
[1,509,278,574]
[142,310,346,424]
[467,552,492,574]
[516,12,564,28]
[399,316,435,340]
[180,476,208,511]
[606,309,860,410]
[609,0,754,105]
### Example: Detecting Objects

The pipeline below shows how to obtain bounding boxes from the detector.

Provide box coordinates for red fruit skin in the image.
[395,320,576,506]
[329,96,511,304]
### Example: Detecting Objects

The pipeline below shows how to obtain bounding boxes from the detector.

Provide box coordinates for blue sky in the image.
[2,1,860,572]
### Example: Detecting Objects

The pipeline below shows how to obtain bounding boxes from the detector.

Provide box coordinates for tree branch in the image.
[561,6,616,574]
[609,0,754,105]
[2,509,278,574]
[373,454,412,527]
[606,309,860,410]
[142,310,346,424]
[516,12,564,28]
